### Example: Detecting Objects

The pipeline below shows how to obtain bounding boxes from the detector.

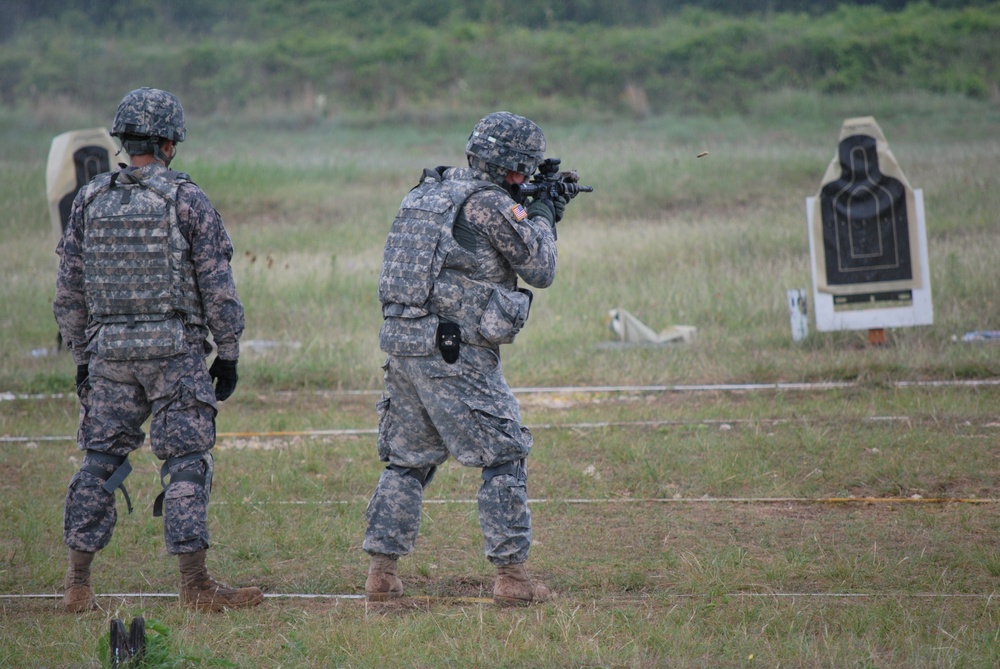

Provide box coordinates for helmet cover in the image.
[465,111,545,179]
[111,87,186,142]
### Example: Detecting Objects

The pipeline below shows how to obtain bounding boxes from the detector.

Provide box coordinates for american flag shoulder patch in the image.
[511,203,528,221]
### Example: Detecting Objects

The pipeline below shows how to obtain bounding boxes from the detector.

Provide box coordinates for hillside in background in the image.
[1,1,998,120]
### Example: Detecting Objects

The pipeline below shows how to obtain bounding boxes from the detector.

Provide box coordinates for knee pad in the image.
[80,451,134,514]
[481,458,526,484]
[386,464,437,488]
[153,452,213,517]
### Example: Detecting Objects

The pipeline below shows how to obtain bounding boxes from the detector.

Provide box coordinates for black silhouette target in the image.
[57,145,114,234]
[819,134,912,286]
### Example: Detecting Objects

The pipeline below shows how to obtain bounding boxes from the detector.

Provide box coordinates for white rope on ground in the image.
[210,496,999,506]
[4,378,1000,403]
[2,592,996,602]
[0,414,927,444]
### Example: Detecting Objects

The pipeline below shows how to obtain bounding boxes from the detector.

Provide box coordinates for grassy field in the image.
[2,90,1000,667]
[3,386,1000,667]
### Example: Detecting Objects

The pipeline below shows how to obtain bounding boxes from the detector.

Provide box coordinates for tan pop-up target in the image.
[806,117,932,333]
[46,128,121,239]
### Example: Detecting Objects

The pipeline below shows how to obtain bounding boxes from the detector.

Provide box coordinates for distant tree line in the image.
[1,0,996,38]
[1,1,997,118]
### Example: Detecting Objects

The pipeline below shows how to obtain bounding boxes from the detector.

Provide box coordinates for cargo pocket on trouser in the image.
[64,470,118,553]
[477,469,532,565]
[469,406,533,563]
[466,406,532,470]
[152,378,217,460]
[163,479,209,553]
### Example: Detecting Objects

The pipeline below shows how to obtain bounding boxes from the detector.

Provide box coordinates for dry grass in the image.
[2,91,1000,666]
[3,385,1000,666]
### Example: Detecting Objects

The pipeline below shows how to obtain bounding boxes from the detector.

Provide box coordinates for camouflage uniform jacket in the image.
[54,163,244,365]
[379,166,557,355]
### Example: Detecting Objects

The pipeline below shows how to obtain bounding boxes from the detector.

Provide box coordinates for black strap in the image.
[82,451,134,514]
[152,453,207,517]
[482,458,525,483]
[387,464,437,488]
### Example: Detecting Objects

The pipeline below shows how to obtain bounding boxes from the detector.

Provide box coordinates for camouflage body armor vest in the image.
[379,167,533,355]
[81,165,205,360]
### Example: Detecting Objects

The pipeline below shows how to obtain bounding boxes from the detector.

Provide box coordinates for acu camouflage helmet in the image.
[112,88,186,143]
[466,112,545,181]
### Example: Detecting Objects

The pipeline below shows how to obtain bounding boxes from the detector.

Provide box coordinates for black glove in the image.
[551,194,569,223]
[209,358,239,401]
[525,198,555,227]
[75,364,89,397]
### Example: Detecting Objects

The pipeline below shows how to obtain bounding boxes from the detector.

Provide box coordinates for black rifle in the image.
[511,158,594,202]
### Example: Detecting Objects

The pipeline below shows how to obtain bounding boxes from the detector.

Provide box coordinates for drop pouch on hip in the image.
[436,321,461,363]
[478,287,532,346]
[96,317,186,361]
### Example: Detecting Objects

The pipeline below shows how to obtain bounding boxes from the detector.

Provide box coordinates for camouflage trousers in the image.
[363,345,534,566]
[64,341,218,555]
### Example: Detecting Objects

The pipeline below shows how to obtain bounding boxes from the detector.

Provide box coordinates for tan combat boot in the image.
[64,549,98,613]
[493,563,553,606]
[178,550,264,612]
[365,553,404,601]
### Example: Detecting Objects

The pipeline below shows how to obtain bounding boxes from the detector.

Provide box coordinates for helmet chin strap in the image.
[154,143,174,167]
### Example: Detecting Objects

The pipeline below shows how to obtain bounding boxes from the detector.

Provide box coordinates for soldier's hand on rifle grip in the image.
[552,194,568,223]
[525,198,555,228]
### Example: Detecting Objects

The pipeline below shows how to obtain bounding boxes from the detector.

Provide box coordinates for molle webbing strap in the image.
[152,453,207,517]
[83,166,205,328]
[82,451,134,514]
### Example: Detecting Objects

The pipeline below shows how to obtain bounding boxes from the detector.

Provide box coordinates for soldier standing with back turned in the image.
[363,111,576,605]
[54,87,263,613]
